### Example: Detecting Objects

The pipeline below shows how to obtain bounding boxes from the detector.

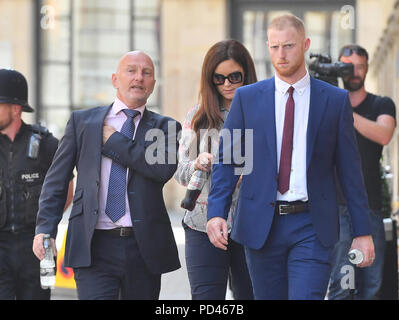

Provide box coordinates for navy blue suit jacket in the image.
[207,77,372,249]
[36,105,181,274]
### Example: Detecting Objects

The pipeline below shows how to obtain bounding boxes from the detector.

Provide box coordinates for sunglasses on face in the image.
[213,71,243,85]
[340,46,369,61]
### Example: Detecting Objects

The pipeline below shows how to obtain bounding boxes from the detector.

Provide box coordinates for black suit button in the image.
[93,210,98,215]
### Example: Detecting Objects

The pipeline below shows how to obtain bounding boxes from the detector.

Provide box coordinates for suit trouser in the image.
[73,230,161,300]
[245,211,333,300]
[183,222,254,300]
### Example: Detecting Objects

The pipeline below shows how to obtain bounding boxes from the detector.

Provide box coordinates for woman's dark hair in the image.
[191,40,257,141]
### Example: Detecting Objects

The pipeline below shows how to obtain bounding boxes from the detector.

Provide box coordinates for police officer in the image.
[0,69,72,299]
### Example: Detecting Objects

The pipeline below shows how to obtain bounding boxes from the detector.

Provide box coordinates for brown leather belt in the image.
[95,227,133,237]
[276,201,309,215]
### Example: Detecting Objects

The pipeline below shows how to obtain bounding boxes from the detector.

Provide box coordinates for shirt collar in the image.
[112,97,145,118]
[275,70,310,96]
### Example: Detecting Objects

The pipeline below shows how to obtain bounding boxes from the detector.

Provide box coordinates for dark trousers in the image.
[329,206,386,300]
[73,230,161,300]
[183,222,253,300]
[0,231,50,300]
[245,211,333,300]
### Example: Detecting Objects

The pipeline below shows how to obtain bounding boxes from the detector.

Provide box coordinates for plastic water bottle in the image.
[348,249,364,265]
[40,234,56,289]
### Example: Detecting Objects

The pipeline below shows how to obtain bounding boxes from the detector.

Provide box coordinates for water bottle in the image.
[40,234,56,289]
[180,170,208,211]
[348,249,364,265]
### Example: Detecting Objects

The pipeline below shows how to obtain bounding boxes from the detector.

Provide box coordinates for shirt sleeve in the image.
[378,96,396,123]
[174,106,199,187]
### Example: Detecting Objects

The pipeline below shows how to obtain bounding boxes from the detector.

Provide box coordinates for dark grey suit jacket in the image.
[36,105,181,274]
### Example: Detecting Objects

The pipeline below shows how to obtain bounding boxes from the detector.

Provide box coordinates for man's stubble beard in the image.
[343,77,365,92]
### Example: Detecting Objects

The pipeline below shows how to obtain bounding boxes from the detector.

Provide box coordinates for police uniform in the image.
[0,122,58,299]
[0,69,59,299]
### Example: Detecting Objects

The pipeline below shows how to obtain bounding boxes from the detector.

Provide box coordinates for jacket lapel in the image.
[260,78,278,174]
[306,78,328,170]
[87,104,112,180]
[128,108,156,182]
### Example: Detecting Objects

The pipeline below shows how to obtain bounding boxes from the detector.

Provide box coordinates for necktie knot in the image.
[122,108,140,120]
[288,86,294,96]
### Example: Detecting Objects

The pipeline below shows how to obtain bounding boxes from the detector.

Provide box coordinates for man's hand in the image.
[33,234,57,261]
[103,125,116,144]
[350,235,375,268]
[206,217,228,250]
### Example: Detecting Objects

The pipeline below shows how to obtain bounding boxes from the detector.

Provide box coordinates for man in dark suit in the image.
[33,51,181,300]
[206,15,375,299]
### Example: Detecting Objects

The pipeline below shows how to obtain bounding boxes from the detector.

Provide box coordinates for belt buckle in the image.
[119,228,129,237]
[279,204,290,215]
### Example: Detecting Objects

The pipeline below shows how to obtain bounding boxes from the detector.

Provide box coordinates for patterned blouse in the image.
[174,104,239,233]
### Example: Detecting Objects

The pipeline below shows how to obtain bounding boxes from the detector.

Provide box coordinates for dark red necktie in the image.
[278,86,294,194]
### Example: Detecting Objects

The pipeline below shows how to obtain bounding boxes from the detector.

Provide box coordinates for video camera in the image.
[308,53,354,87]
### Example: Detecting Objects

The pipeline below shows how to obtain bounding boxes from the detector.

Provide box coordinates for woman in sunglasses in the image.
[175,39,257,300]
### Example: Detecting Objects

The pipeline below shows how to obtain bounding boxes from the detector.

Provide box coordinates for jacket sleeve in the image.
[36,112,78,238]
[207,90,243,221]
[102,117,182,184]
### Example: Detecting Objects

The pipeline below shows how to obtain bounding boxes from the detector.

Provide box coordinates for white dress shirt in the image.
[275,71,311,202]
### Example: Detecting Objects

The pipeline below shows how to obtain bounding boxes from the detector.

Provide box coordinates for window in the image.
[230,0,355,80]
[37,0,161,137]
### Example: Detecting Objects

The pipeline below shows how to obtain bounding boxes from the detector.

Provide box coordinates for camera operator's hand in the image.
[194,152,213,172]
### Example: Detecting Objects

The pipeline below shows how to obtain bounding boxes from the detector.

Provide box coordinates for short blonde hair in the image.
[268,14,305,36]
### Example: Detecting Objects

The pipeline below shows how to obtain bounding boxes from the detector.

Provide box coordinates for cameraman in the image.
[329,45,396,300]
[0,69,73,299]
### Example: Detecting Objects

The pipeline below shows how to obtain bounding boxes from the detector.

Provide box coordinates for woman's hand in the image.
[194,152,213,172]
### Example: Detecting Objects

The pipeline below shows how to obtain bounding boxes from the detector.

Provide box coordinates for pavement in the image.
[50,209,399,300]
[50,209,233,300]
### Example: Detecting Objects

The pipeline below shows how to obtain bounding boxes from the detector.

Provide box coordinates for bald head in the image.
[116,51,155,74]
[112,51,156,109]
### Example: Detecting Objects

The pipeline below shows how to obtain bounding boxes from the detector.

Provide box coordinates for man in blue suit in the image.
[206,15,375,300]
[33,51,181,299]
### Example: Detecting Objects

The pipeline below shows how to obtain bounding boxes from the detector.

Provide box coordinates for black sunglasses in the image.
[339,46,369,61]
[213,71,243,85]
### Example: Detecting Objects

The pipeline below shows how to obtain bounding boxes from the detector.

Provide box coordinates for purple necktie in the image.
[278,86,294,194]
